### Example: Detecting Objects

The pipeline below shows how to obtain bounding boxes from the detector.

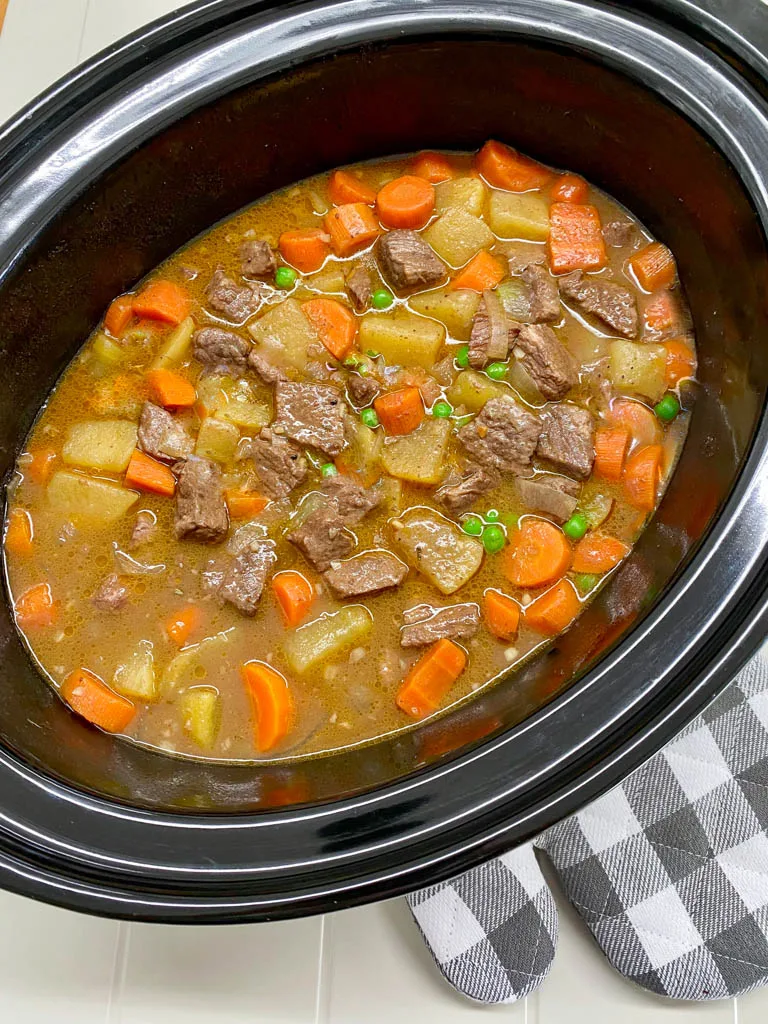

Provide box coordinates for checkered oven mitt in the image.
[407,642,768,1002]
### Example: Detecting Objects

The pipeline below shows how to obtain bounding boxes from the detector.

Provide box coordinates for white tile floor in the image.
[0,0,766,1019]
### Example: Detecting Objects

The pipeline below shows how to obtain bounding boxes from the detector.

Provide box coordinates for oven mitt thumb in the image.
[407,642,768,1002]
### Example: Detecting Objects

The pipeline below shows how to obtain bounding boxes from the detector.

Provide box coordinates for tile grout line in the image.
[105,920,131,1024]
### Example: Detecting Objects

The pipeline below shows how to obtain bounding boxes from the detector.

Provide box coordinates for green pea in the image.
[574,573,599,593]
[320,463,338,478]
[432,400,453,419]
[654,393,681,422]
[361,407,379,428]
[563,513,589,541]
[462,516,483,537]
[486,362,507,381]
[275,266,297,289]
[482,524,506,554]
[371,288,394,310]
[455,345,470,368]
[485,509,500,523]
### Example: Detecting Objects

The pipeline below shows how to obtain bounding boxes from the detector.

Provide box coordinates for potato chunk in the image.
[249,297,317,370]
[381,418,451,484]
[63,420,138,473]
[284,606,373,674]
[423,209,494,267]
[447,369,509,413]
[343,419,383,484]
[358,309,444,369]
[181,687,221,749]
[609,340,666,402]
[113,640,157,701]
[489,192,550,241]
[409,287,481,341]
[392,509,484,594]
[47,471,139,523]
[195,417,240,463]
[152,316,195,369]
[435,176,487,217]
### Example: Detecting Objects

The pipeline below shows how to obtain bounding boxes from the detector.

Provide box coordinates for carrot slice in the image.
[483,590,521,640]
[376,175,435,230]
[629,242,676,292]
[272,571,315,627]
[25,447,57,485]
[643,290,680,334]
[166,605,201,647]
[61,668,136,733]
[663,338,697,386]
[125,449,176,497]
[396,639,467,719]
[624,445,663,511]
[549,203,607,273]
[475,140,553,192]
[14,582,58,628]
[324,203,381,257]
[504,518,572,589]
[606,398,661,449]
[572,533,630,573]
[328,169,376,206]
[278,229,330,273]
[525,579,581,635]
[132,281,190,324]
[593,427,631,481]
[104,295,134,336]
[225,489,269,519]
[374,387,425,436]
[5,508,33,556]
[146,368,197,409]
[411,151,456,184]
[241,661,294,752]
[449,251,505,292]
[301,297,357,360]
[551,174,588,203]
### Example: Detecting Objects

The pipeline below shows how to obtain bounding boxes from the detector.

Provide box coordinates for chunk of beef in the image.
[174,457,229,543]
[324,550,407,598]
[458,397,539,475]
[468,290,513,369]
[92,574,129,611]
[138,402,193,462]
[346,265,373,311]
[218,540,276,615]
[603,219,635,248]
[322,473,381,523]
[274,381,346,456]
[516,474,580,524]
[522,264,560,324]
[238,428,307,499]
[377,230,447,290]
[206,268,265,322]
[506,243,547,274]
[129,510,156,548]
[537,403,595,480]
[248,348,288,385]
[287,503,354,571]
[193,327,250,372]
[239,239,277,278]
[400,602,481,647]
[347,372,380,407]
[513,323,578,401]
[436,462,500,513]
[559,271,638,339]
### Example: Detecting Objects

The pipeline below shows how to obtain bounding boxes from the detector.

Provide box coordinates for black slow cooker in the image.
[0,0,767,921]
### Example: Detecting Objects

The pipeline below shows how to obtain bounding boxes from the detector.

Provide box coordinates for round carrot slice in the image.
[376,175,435,230]
[504,518,572,589]
[605,398,661,449]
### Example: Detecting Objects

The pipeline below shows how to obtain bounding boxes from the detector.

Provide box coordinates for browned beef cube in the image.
[248,348,288,384]
[322,473,381,523]
[377,230,447,290]
[603,219,636,248]
[129,510,157,548]
[515,474,580,524]
[559,271,638,339]
[512,323,578,401]
[324,550,407,598]
[218,540,276,615]
[239,239,277,278]
[174,457,229,543]
[468,290,512,369]
[346,265,373,311]
[537,403,595,480]
[138,402,193,463]
[436,462,500,513]
[206,268,265,321]
[458,397,539,475]
[287,504,354,571]
[400,602,481,647]
[346,372,380,407]
[522,264,560,324]
[92,574,129,611]
[193,327,250,372]
[238,428,307,499]
[274,381,346,457]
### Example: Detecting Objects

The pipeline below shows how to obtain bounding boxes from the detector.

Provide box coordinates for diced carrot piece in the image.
[166,605,201,647]
[241,661,294,752]
[663,338,697,386]
[606,398,661,449]
[61,668,136,733]
[5,508,33,556]
[483,589,521,640]
[525,579,581,635]
[324,203,381,256]
[396,639,467,719]
[271,571,315,628]
[475,140,553,192]
[146,368,197,409]
[376,176,435,230]
[279,229,331,273]
[225,489,269,519]
[593,427,631,481]
[411,151,456,184]
[25,447,57,485]
[623,445,663,511]
[14,582,58,628]
[571,533,630,573]
[504,518,572,589]
[449,251,505,292]
[104,295,134,336]
[301,297,357,361]
[328,169,377,206]
[551,174,588,203]
[132,280,190,324]
[124,449,176,497]
[643,290,680,334]
[548,203,607,273]
[374,387,425,436]
[629,242,676,292]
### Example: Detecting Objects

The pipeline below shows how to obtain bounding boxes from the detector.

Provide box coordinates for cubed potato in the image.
[152,316,195,369]
[217,400,270,432]
[409,288,481,341]
[379,476,403,513]
[283,606,373,674]
[435,176,487,217]
[195,417,240,463]
[609,340,666,402]
[181,687,221,749]
[343,420,383,485]
[249,297,317,370]
[163,629,235,687]
[47,471,139,523]
[92,333,125,368]
[113,640,157,702]
[447,369,508,413]
[423,209,494,268]
[197,376,270,431]
[307,264,347,293]
[63,420,138,473]
[381,418,451,485]
[358,309,444,369]
[489,192,550,241]
[392,509,484,594]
